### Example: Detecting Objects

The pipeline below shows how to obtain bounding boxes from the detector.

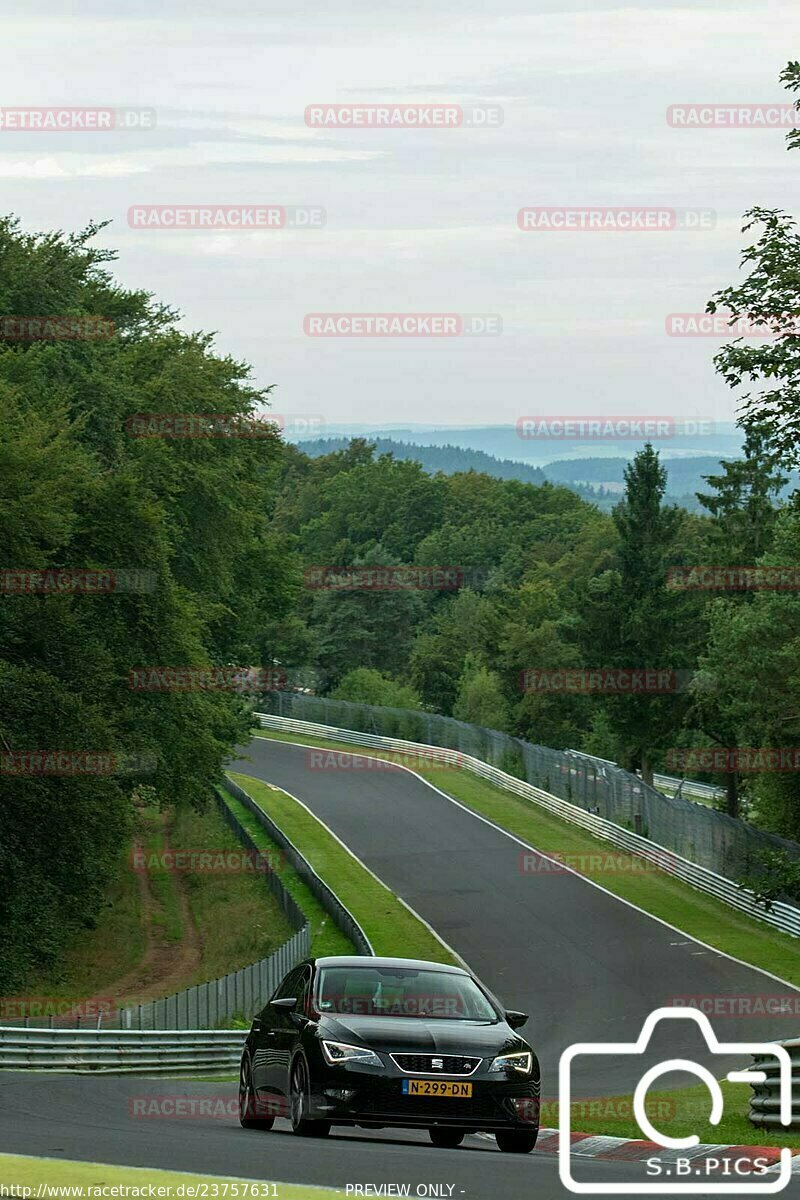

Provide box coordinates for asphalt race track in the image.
[5,1072,794,1197]
[1,734,798,1198]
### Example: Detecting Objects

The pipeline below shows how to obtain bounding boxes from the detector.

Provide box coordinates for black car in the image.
[238,954,540,1153]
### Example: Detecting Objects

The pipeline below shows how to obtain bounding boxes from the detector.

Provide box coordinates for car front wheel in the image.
[495,1128,537,1154]
[290,1058,331,1138]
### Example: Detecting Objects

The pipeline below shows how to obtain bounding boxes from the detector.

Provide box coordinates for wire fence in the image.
[258,691,800,885]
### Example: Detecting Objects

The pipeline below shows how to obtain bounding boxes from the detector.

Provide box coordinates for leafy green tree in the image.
[695,507,800,838]
[409,590,496,714]
[308,547,424,692]
[331,668,422,709]
[453,654,510,731]
[702,67,800,464]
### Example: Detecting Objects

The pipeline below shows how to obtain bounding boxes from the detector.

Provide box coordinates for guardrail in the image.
[0,1027,245,1074]
[255,712,800,940]
[750,1039,800,1129]
[222,775,374,955]
[654,773,725,802]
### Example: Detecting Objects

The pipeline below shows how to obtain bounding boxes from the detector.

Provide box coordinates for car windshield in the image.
[316,966,498,1021]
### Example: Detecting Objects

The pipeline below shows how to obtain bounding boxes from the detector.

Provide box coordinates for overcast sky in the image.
[1,1,797,435]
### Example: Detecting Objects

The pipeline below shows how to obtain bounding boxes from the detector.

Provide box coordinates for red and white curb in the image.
[477,1128,799,1170]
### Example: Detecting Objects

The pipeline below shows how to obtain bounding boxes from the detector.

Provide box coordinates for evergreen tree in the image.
[577,446,698,785]
[697,424,787,560]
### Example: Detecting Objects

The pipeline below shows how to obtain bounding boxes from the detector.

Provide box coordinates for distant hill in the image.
[294,437,799,515]
[299,437,546,483]
[297,438,615,507]
[292,422,745,465]
[542,456,800,509]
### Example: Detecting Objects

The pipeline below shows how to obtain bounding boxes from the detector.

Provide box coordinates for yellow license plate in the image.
[402,1079,472,1098]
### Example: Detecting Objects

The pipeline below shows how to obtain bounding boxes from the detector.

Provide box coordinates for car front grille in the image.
[390,1053,482,1076]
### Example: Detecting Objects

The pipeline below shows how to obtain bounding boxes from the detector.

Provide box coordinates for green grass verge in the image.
[218,785,354,958]
[0,1153,336,1196]
[541,1078,800,1149]
[252,729,800,986]
[226,772,457,965]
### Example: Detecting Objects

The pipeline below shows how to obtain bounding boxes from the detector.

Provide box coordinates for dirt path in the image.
[98,816,203,1008]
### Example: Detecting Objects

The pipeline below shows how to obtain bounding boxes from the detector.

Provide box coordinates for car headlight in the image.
[489,1051,532,1075]
[321,1040,383,1067]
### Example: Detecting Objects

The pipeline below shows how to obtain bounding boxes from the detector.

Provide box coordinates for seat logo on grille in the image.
[431,1057,443,1069]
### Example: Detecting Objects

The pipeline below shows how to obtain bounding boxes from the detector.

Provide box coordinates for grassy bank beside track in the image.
[225,772,459,966]
[249,729,800,988]
[0,1154,336,1196]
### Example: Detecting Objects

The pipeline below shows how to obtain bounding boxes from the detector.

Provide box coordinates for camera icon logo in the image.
[559,1007,793,1194]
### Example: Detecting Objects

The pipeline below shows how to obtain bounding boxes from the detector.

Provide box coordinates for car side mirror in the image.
[271,996,297,1010]
[505,1010,529,1030]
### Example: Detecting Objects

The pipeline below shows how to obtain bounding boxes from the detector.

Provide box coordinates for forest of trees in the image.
[267,428,792,829]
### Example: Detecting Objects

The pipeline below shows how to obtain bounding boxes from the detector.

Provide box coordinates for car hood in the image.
[318,1014,527,1057]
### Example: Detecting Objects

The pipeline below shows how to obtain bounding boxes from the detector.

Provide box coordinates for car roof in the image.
[309,955,468,975]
